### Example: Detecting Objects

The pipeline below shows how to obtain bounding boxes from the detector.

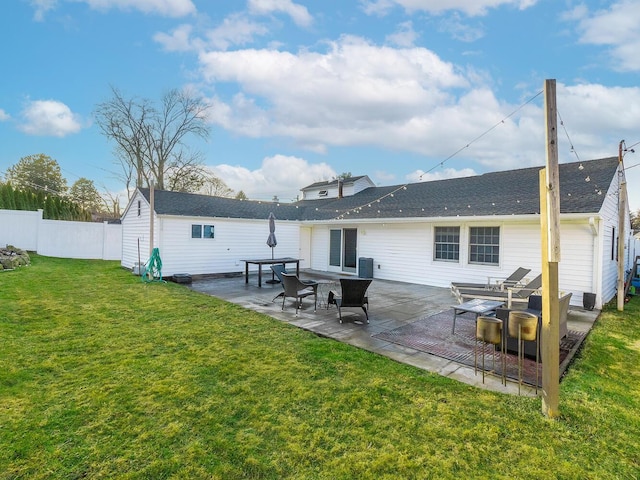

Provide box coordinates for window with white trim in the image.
[192,224,215,239]
[434,226,460,261]
[469,226,500,265]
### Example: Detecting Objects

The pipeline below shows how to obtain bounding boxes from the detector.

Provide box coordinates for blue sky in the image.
[2,0,640,212]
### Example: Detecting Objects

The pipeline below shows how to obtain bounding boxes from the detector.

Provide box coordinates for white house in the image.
[120,157,633,309]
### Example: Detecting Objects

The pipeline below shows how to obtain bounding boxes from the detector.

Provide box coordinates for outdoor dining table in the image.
[451,298,505,334]
[241,257,300,287]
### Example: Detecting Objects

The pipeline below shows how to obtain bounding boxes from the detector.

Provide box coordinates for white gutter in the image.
[305,212,600,226]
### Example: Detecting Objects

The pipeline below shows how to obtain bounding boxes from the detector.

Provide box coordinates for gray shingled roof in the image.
[139,157,618,222]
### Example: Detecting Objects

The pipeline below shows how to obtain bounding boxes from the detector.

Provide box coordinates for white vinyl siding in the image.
[156,216,300,277]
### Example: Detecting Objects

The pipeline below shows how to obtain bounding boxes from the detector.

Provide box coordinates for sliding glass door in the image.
[329,228,357,273]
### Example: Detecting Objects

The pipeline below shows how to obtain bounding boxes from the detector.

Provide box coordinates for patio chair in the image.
[454,274,542,308]
[327,278,372,324]
[270,265,317,302]
[451,267,531,292]
[280,272,317,315]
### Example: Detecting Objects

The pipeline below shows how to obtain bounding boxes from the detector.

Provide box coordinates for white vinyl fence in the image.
[0,209,122,260]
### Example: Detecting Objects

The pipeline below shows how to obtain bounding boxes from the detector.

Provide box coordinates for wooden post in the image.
[617,141,626,311]
[541,79,561,418]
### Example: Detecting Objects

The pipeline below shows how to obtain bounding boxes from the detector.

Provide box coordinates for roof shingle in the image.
[138,157,618,222]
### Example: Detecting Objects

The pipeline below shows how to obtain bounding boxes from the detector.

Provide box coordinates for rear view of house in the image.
[121,157,633,309]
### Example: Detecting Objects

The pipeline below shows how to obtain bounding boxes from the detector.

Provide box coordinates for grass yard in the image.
[1,256,639,479]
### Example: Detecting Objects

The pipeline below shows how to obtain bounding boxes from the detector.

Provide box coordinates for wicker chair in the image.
[327,278,372,324]
[271,265,317,302]
[280,272,317,315]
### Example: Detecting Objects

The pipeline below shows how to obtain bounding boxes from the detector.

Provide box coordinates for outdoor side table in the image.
[451,299,505,334]
[316,280,338,308]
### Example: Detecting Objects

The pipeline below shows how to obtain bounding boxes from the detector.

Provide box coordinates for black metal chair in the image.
[327,278,372,324]
[280,272,317,315]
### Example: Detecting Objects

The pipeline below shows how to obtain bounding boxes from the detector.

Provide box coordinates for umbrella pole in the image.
[266,246,280,283]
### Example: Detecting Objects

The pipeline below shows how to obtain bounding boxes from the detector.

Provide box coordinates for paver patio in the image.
[188,270,599,397]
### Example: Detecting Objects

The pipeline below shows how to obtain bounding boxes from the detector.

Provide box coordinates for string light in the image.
[418,90,544,180]
[333,90,545,220]
[331,91,625,221]
[558,108,581,163]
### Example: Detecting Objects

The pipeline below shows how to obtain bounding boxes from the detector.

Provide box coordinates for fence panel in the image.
[0,209,121,260]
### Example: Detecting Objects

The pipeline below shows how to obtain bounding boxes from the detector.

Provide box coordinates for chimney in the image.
[338,178,343,198]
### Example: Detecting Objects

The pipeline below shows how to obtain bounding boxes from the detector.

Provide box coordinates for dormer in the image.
[300,175,375,200]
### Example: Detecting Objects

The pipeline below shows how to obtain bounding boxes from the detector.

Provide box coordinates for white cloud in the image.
[0,109,10,121]
[18,100,83,137]
[31,0,196,19]
[205,13,270,50]
[247,0,313,27]
[571,0,640,72]
[87,0,196,16]
[199,36,469,151]
[361,0,538,16]
[211,154,335,201]
[154,24,198,52]
[438,13,485,42]
[29,0,57,21]
[407,167,477,182]
[386,21,419,47]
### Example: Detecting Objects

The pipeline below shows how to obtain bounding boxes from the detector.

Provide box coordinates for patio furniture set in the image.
[450,267,574,393]
[269,264,372,322]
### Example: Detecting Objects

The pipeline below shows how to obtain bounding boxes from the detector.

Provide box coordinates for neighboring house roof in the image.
[136,157,619,222]
[301,176,370,191]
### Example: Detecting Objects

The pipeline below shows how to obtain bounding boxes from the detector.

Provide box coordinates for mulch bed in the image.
[372,310,587,387]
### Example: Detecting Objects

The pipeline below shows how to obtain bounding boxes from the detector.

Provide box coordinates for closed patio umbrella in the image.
[266,212,278,283]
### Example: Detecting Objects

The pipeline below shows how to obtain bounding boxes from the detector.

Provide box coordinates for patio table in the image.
[451,298,504,334]
[241,257,300,287]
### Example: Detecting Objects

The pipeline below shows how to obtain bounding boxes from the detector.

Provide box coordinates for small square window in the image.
[191,224,202,238]
[204,225,214,238]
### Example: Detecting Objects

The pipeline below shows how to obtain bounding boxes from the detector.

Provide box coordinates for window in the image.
[434,226,460,261]
[318,190,328,197]
[191,224,215,239]
[137,200,141,216]
[469,226,500,265]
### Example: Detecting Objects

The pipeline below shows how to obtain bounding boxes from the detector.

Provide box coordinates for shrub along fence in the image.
[0,209,121,260]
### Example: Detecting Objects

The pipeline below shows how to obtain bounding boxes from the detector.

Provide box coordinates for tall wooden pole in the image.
[617,141,626,311]
[541,79,561,418]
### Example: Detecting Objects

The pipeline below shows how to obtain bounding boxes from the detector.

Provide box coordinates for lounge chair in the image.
[327,278,372,324]
[270,264,317,302]
[451,267,531,292]
[280,272,317,315]
[454,274,542,308]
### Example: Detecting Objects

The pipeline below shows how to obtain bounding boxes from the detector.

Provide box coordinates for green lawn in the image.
[1,256,639,479]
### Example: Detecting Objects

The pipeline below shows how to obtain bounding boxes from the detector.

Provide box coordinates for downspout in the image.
[589,216,602,308]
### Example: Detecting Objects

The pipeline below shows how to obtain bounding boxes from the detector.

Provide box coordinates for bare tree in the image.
[101,189,122,218]
[94,86,211,191]
[199,172,234,197]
